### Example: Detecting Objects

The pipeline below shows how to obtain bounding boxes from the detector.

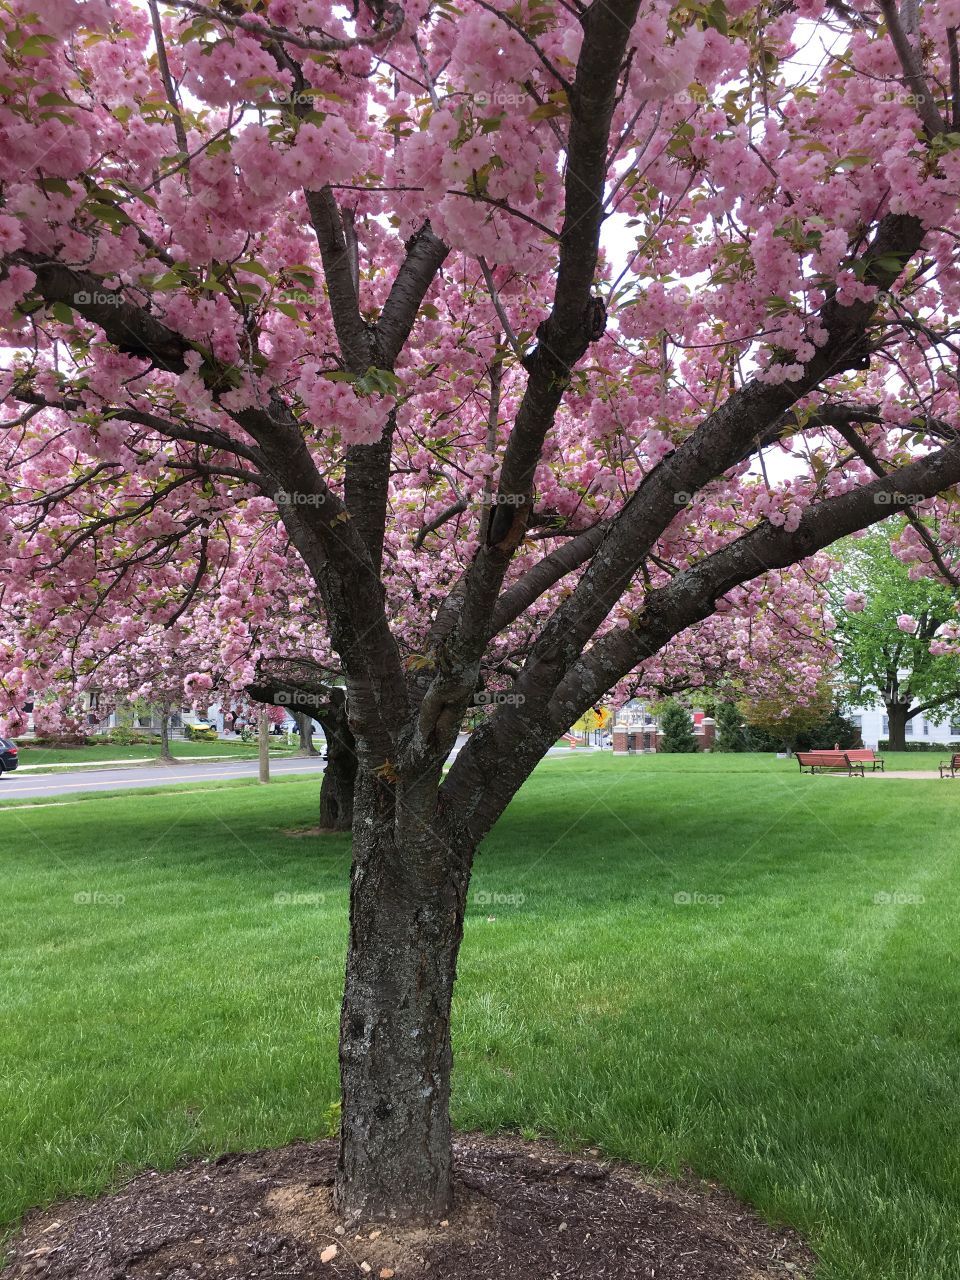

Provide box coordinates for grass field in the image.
[3,752,959,1279]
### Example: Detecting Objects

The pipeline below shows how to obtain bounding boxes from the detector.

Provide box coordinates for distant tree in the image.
[658,700,698,753]
[714,702,747,752]
[833,526,960,750]
[741,683,834,753]
[795,706,862,752]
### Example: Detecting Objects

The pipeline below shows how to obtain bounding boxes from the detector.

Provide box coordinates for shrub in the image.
[184,724,218,741]
[658,700,698,753]
[877,740,958,752]
[21,734,95,748]
[714,702,747,752]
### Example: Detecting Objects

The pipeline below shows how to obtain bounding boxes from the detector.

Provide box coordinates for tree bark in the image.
[295,711,318,756]
[158,701,174,763]
[335,775,470,1223]
[258,708,270,784]
[886,701,912,750]
[317,688,357,831]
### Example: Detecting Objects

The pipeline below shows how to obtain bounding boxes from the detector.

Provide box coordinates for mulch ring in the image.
[2,1133,815,1280]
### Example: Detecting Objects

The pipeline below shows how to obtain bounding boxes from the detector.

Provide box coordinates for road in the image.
[0,737,588,803]
[0,755,326,800]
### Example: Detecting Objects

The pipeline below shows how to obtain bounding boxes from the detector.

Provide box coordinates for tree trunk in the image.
[258,708,270,783]
[158,702,174,763]
[295,711,318,756]
[317,689,357,832]
[335,775,470,1223]
[886,702,911,750]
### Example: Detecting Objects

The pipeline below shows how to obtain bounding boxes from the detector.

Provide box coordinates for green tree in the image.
[832,525,960,750]
[658,700,698,753]
[714,702,747,752]
[740,683,834,753]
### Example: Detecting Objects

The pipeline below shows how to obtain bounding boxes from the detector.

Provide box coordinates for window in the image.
[923,722,930,736]
[952,720,960,736]
[905,719,914,736]
[882,715,889,735]
[850,715,862,730]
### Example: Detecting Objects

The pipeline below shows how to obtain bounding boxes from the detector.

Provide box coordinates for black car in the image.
[0,737,19,774]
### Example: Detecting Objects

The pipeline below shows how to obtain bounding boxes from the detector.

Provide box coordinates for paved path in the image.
[0,755,326,800]
[863,770,950,780]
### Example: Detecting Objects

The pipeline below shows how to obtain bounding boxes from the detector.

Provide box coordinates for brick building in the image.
[612,701,716,753]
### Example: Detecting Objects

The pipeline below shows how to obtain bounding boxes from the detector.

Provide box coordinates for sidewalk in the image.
[14,751,289,773]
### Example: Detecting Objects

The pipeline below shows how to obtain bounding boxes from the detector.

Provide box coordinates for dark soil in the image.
[2,1134,815,1280]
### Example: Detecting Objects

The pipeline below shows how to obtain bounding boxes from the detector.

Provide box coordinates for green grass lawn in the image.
[2,753,960,1279]
[11,738,298,768]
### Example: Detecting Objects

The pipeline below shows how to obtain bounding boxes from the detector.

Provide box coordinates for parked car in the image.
[0,737,19,774]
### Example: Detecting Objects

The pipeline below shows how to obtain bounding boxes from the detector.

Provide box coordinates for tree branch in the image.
[876,0,945,136]
[443,436,960,841]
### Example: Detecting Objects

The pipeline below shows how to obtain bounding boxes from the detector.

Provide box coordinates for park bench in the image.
[939,753,960,778]
[796,751,865,777]
[846,748,885,772]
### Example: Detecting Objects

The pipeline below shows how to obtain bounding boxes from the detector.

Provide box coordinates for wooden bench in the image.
[846,748,885,772]
[940,753,960,778]
[796,751,865,777]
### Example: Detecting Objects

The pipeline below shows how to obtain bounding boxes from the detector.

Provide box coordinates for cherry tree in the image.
[3,0,960,1225]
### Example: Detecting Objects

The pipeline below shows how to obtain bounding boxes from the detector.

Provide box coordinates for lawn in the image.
[2,753,959,1279]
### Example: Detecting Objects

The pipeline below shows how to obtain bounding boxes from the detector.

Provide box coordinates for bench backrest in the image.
[797,751,848,764]
[846,749,876,761]
[953,754,960,766]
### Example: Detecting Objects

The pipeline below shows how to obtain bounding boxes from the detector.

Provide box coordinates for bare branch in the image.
[165,0,404,53]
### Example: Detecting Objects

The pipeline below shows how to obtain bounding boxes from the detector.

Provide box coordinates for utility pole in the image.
[258,707,270,784]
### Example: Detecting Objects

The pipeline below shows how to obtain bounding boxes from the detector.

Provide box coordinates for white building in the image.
[846,702,960,748]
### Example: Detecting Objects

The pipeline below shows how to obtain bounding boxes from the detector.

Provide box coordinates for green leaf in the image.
[874,255,906,275]
[19,34,56,57]
[236,259,274,280]
[50,301,75,324]
[36,177,73,196]
[528,101,566,122]
[706,0,728,34]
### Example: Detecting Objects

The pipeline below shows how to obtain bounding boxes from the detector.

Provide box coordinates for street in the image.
[0,755,326,800]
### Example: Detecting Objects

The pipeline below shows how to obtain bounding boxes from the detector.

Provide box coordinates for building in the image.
[611,700,716,753]
[845,702,960,749]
